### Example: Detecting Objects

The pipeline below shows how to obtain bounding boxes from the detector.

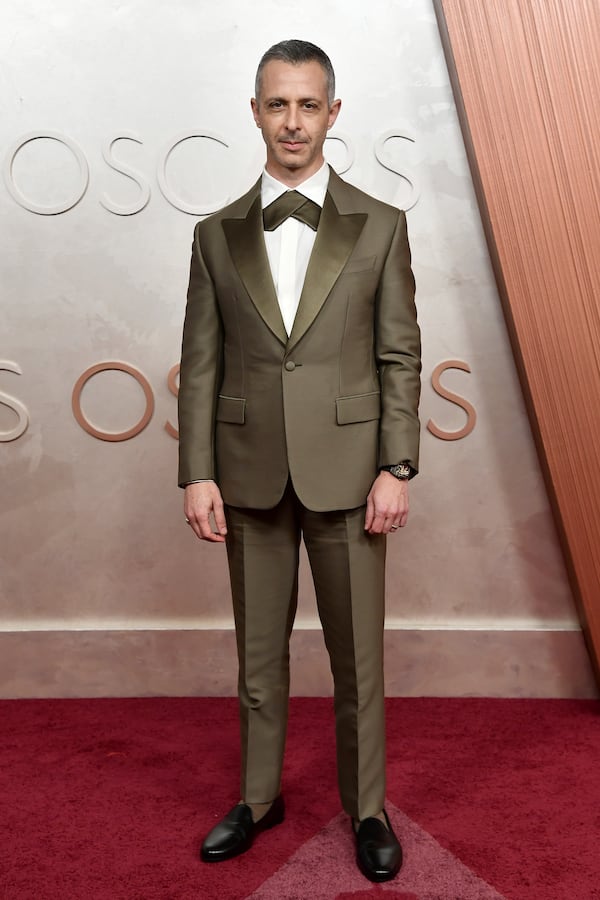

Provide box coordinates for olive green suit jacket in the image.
[178,168,421,512]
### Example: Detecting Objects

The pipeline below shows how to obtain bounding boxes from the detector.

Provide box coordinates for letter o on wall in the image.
[164,364,180,440]
[3,131,89,215]
[72,362,154,441]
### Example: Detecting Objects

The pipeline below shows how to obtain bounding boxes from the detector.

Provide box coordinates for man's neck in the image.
[264,158,326,188]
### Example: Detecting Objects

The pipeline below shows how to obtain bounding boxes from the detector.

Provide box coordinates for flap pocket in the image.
[336,391,380,425]
[216,395,246,424]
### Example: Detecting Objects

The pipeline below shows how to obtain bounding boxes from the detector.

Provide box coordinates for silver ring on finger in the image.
[390,524,400,530]
[185,518,190,524]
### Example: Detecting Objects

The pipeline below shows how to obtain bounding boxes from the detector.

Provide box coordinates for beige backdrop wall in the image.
[1,0,594,698]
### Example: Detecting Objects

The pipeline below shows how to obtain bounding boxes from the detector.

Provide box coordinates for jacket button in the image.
[284,360,296,371]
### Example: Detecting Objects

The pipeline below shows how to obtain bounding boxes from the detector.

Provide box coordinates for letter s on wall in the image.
[374,129,420,211]
[0,361,30,442]
[427,360,477,441]
[324,132,355,175]
[100,132,151,216]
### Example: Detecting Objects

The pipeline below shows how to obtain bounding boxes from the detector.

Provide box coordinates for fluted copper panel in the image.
[434,0,600,672]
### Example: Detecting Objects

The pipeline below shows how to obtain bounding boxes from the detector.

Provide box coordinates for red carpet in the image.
[1,698,599,899]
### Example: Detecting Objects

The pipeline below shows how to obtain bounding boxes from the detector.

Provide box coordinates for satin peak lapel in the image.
[288,191,367,349]
[222,195,288,346]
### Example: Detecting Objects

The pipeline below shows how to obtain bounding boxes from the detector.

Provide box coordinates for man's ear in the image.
[328,99,342,130]
[251,97,261,127]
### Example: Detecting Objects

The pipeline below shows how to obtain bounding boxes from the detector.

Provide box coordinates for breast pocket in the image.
[342,255,377,275]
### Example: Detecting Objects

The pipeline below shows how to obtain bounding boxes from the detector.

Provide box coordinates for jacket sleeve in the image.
[375,210,421,473]
[177,222,223,486]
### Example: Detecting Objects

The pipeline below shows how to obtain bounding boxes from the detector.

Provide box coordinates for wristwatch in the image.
[380,462,413,480]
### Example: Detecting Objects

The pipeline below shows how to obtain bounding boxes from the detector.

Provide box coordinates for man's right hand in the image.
[184,481,227,543]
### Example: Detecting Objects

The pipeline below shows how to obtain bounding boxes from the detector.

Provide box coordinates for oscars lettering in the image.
[1,360,476,444]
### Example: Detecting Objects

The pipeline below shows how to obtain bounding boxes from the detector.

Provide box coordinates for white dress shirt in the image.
[261,162,330,336]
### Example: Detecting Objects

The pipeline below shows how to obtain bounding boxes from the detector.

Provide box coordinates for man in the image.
[178,39,421,883]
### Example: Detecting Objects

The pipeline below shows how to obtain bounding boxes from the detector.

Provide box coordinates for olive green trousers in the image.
[224,480,387,820]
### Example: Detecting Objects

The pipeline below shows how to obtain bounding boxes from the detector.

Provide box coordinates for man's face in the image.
[251,60,341,185]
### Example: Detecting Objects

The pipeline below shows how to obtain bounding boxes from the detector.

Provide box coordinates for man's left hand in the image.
[364,471,409,534]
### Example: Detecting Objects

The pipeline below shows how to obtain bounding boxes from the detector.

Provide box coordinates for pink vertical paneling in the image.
[434,0,600,674]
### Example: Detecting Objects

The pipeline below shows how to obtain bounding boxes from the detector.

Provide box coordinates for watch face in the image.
[390,463,411,479]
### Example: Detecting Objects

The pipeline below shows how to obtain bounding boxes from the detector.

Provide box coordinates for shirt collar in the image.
[261,161,330,209]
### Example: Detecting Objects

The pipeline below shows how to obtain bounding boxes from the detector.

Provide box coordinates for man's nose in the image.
[284,105,300,132]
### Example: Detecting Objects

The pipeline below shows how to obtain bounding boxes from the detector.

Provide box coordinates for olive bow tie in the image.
[262,190,322,232]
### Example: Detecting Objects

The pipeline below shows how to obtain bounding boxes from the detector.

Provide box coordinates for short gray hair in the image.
[255,40,336,106]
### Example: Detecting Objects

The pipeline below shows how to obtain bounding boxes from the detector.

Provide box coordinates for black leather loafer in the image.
[200,795,285,862]
[354,809,402,882]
